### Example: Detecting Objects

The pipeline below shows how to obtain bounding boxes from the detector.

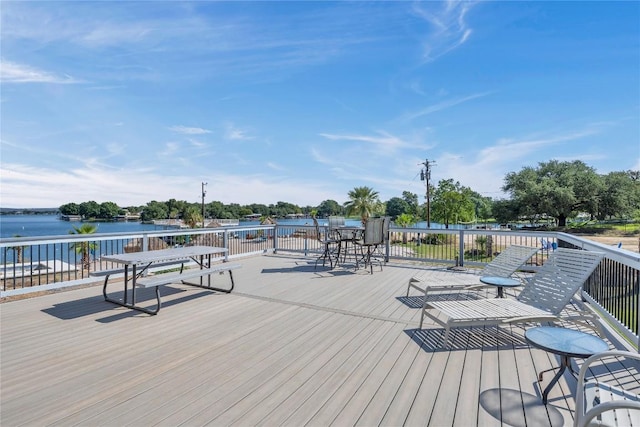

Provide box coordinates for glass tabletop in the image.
[525,326,608,358]
[479,276,521,287]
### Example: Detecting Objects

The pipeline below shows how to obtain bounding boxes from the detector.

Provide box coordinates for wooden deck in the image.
[1,253,636,426]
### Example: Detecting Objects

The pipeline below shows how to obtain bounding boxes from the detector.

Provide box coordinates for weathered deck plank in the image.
[1,253,635,426]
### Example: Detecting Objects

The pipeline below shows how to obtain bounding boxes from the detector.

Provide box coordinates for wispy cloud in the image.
[169,125,211,135]
[267,162,285,171]
[401,91,491,122]
[477,128,601,167]
[159,141,180,156]
[319,130,427,150]
[413,0,477,63]
[224,123,253,141]
[0,60,80,84]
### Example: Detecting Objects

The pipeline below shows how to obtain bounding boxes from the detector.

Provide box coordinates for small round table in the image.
[479,276,521,298]
[525,326,608,404]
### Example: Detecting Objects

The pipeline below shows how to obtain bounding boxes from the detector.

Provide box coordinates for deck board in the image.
[1,253,636,426]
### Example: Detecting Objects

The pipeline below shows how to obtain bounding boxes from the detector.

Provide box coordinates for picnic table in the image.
[99,245,240,315]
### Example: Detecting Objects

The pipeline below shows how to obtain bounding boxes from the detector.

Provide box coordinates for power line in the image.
[419,159,436,228]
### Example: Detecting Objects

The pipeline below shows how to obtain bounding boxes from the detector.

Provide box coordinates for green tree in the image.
[344,186,381,223]
[9,235,26,263]
[141,201,169,221]
[317,199,343,217]
[78,201,101,219]
[492,199,520,225]
[468,191,492,225]
[59,202,80,215]
[69,223,98,271]
[395,213,417,243]
[385,197,409,220]
[99,201,120,219]
[503,160,603,226]
[597,171,640,220]
[431,179,475,228]
[402,191,420,216]
[182,206,203,228]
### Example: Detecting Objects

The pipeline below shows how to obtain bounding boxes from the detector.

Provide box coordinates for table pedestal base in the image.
[538,354,577,404]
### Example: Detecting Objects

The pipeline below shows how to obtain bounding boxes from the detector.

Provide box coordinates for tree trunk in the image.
[558,215,567,227]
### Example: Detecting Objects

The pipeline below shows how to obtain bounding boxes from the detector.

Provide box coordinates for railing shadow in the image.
[405,327,529,352]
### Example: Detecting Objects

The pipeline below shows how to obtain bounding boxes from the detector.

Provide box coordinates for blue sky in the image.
[1,1,639,209]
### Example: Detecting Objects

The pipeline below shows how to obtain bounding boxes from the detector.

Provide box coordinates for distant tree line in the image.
[59,160,640,228]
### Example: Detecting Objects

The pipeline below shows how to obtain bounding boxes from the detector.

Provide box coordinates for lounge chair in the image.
[574,350,640,427]
[406,244,539,299]
[420,248,605,346]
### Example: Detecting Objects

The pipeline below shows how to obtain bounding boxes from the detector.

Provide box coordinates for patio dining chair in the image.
[354,217,385,273]
[328,216,345,239]
[420,248,605,347]
[312,217,339,270]
[407,244,540,299]
[574,350,640,427]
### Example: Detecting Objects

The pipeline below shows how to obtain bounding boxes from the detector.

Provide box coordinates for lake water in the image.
[0,214,462,240]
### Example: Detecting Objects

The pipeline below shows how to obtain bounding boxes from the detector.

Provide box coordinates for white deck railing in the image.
[2,225,638,348]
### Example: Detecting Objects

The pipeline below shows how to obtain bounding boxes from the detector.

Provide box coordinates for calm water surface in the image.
[0,214,459,240]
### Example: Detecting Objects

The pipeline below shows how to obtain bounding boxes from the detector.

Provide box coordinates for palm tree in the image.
[69,223,98,271]
[395,213,416,244]
[183,207,203,229]
[344,186,381,223]
[9,234,26,263]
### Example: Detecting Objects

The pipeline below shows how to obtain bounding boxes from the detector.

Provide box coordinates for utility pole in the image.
[201,182,207,228]
[420,159,436,228]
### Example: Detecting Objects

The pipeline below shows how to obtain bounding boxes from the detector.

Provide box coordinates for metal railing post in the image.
[273,225,279,253]
[458,230,465,267]
[223,230,229,261]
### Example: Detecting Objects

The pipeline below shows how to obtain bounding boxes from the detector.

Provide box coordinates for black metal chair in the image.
[312,217,339,269]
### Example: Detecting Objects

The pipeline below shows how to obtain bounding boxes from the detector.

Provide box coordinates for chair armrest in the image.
[575,351,640,427]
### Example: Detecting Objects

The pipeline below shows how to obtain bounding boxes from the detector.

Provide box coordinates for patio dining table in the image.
[335,225,364,266]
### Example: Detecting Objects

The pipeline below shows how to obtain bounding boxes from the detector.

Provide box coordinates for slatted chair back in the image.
[328,216,345,238]
[381,216,391,243]
[517,248,604,315]
[481,245,539,278]
[362,217,384,246]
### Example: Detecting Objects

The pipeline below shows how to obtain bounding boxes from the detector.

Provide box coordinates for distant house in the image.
[60,214,82,221]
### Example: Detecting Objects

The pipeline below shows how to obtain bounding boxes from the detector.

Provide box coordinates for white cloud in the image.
[267,162,285,171]
[0,163,338,208]
[224,123,253,141]
[169,125,211,135]
[413,0,478,63]
[159,142,181,156]
[0,60,80,84]
[319,130,427,150]
[401,91,491,122]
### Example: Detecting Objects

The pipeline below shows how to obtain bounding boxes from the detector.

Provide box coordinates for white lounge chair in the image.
[406,244,539,299]
[420,248,605,346]
[574,350,640,427]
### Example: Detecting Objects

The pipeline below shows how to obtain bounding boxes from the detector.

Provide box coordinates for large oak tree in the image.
[503,160,602,226]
